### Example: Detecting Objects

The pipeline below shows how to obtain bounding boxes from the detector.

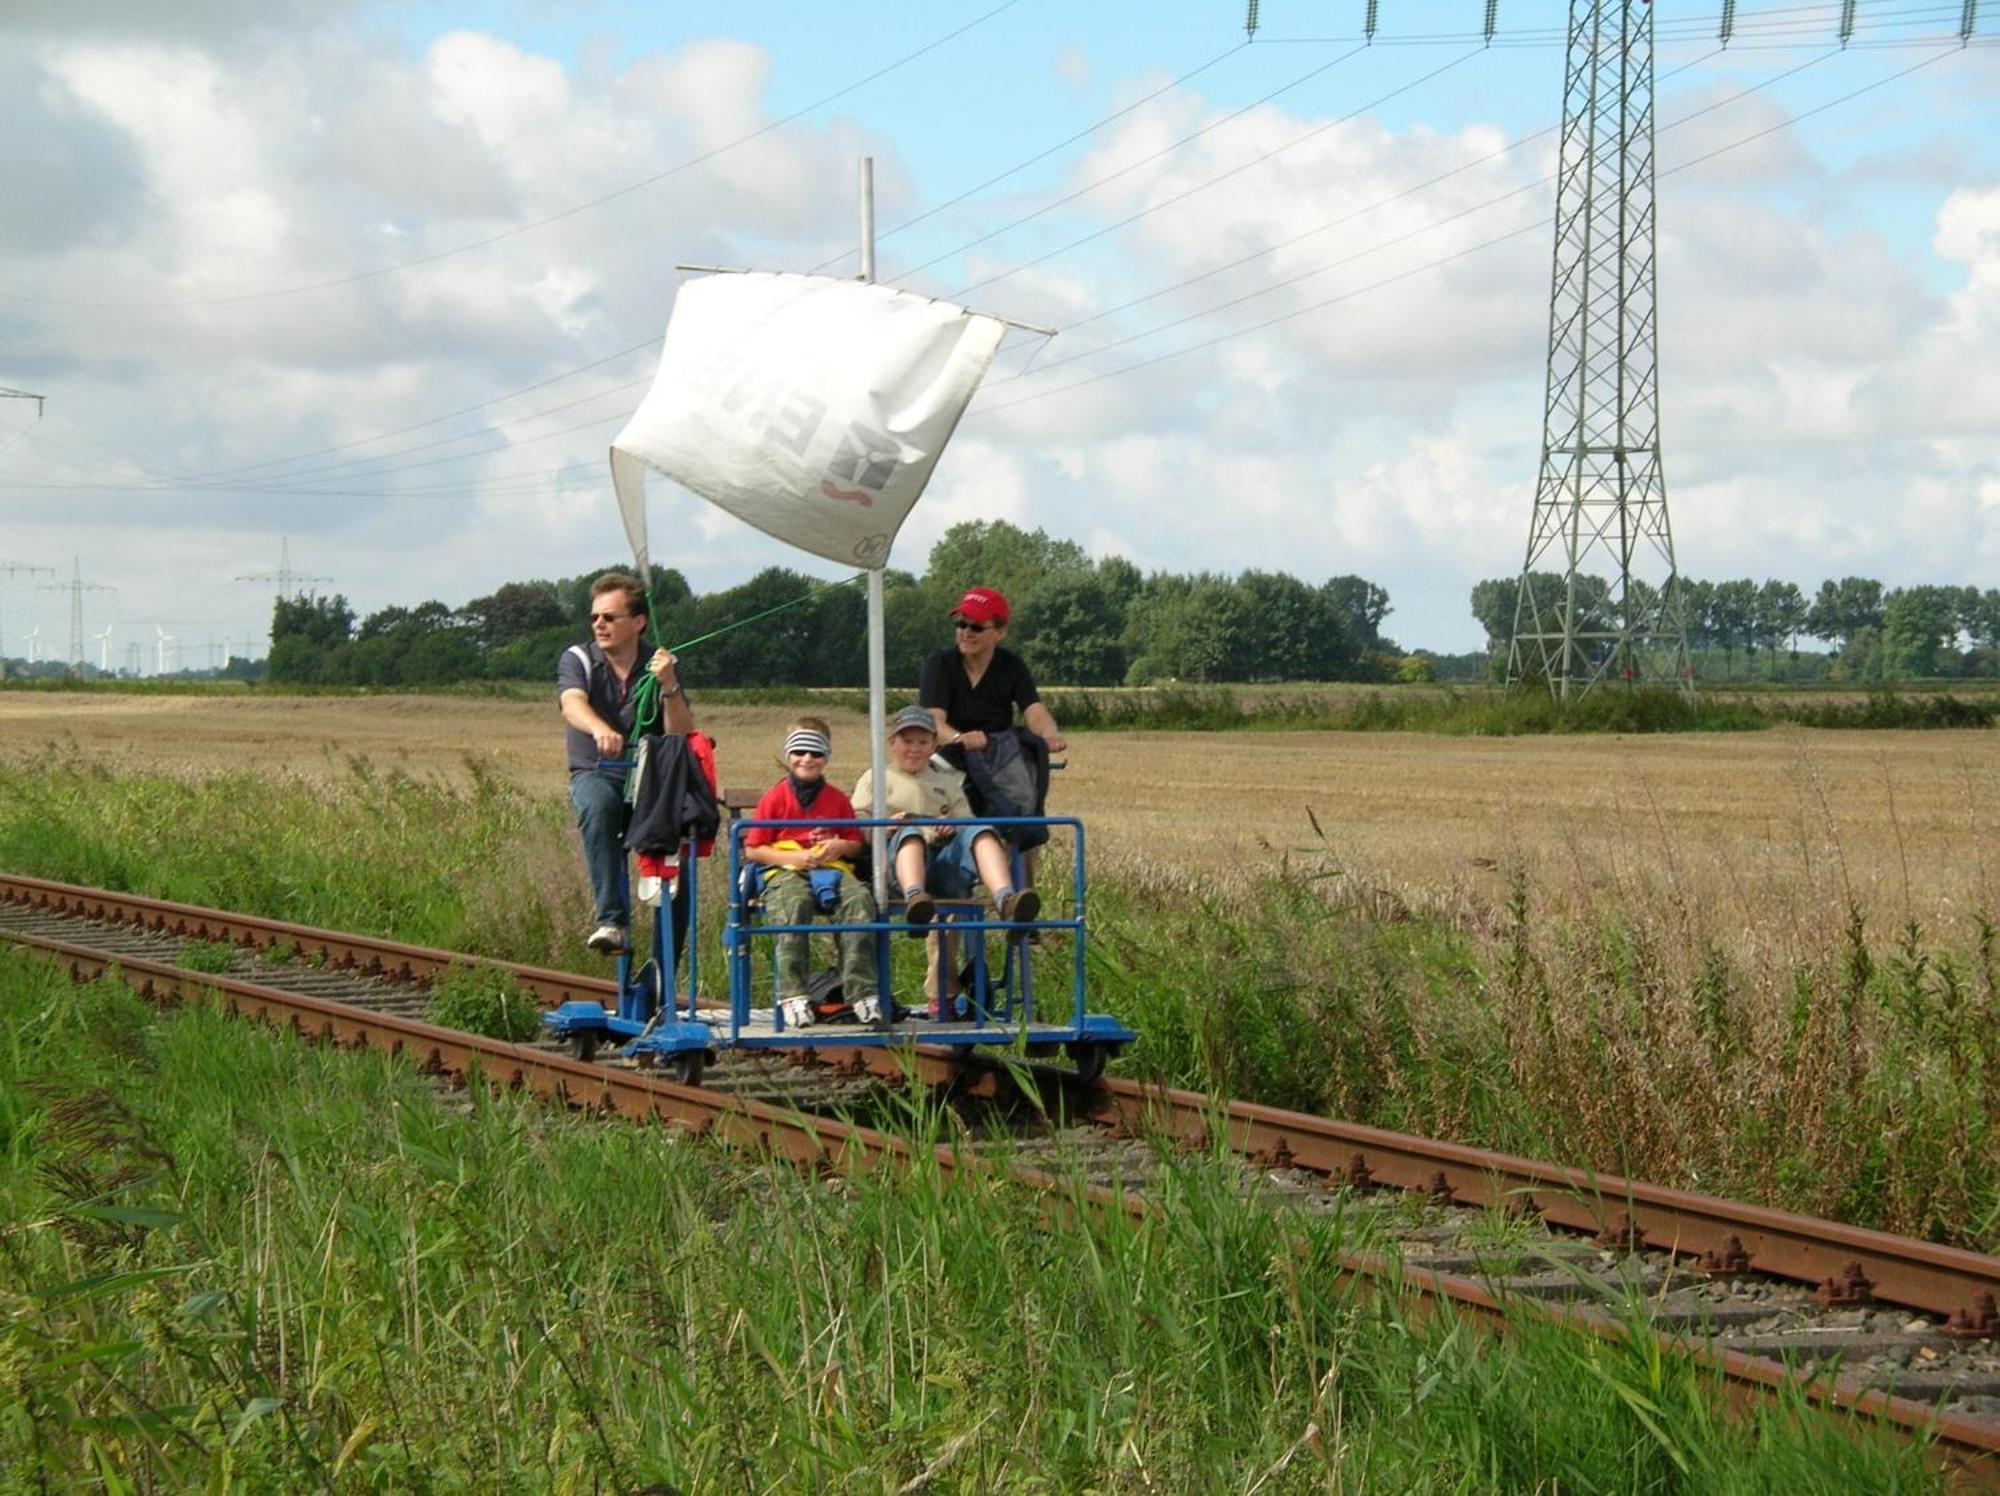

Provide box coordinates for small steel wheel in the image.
[665,1051,706,1087]
[569,1030,600,1064]
[1067,1040,1107,1082]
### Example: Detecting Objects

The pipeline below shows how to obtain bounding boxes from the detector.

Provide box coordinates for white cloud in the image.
[0,17,1993,664]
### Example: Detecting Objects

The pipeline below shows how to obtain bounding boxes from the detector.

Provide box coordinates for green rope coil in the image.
[622,570,868,754]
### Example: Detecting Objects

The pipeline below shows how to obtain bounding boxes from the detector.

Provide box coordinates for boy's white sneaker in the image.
[851,995,884,1029]
[779,996,815,1029]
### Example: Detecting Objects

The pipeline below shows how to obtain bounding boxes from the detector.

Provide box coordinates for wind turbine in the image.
[96,624,116,673]
[154,626,175,676]
[22,625,41,664]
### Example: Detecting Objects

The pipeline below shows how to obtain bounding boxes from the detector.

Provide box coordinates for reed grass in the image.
[0,952,1943,1490]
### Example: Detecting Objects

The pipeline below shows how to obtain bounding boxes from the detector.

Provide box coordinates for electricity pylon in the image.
[236,536,331,600]
[1508,0,1690,700]
[40,557,112,674]
[0,560,54,679]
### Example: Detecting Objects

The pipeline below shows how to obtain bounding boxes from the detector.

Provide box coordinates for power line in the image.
[947,46,1484,299]
[808,39,1254,274]
[889,44,1377,282]
[983,46,1827,388]
[3,0,1029,313]
[0,41,1971,503]
[963,43,1967,420]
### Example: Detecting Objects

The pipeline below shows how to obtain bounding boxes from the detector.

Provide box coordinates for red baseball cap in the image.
[953,587,1010,625]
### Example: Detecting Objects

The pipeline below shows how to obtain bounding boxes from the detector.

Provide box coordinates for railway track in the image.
[4,870,1997,1487]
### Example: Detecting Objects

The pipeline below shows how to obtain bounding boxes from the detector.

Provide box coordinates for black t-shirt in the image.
[918,645,1040,736]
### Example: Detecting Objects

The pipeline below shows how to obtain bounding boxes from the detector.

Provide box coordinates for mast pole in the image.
[859,157,891,910]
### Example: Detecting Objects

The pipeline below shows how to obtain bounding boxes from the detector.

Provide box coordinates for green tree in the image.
[459,581,566,653]
[1323,575,1392,651]
[1756,579,1809,667]
[1881,585,1962,678]
[1018,570,1126,685]
[1805,576,1883,652]
[1707,579,1758,674]
[684,568,826,687]
[267,595,356,684]
[923,520,1091,604]
[1468,577,1516,654]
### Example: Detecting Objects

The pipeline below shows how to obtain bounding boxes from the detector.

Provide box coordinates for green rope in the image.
[623,570,868,752]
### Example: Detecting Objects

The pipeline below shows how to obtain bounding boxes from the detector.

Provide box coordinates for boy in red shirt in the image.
[742,717,882,1027]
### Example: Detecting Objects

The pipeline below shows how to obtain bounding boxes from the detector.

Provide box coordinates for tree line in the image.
[267,522,1405,688]
[1469,574,2000,680]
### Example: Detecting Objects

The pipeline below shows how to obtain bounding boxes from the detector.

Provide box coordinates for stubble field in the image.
[3,689,1993,940]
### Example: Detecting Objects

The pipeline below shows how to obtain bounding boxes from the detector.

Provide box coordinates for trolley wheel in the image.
[569,1030,601,1064]
[1067,1040,1107,1082]
[665,1051,706,1087]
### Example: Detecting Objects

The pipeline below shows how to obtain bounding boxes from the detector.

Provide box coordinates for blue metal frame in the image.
[547,811,1136,1071]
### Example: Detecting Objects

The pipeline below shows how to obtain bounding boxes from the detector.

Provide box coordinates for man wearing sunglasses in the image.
[558,572,693,953]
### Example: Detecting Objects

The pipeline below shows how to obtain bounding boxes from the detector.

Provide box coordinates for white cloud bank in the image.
[1,15,1994,661]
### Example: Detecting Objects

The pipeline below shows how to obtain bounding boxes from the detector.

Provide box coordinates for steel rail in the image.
[1068,1078,2000,1332]
[6,870,1998,1327]
[1,912,1995,1484]
[0,871,610,1008]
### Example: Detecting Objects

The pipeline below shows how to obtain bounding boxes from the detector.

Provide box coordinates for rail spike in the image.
[1813,1261,1875,1308]
[1699,1234,1753,1277]
[1344,1153,1375,1190]
[1942,1290,1998,1339]
[1596,1212,1645,1254]
[1253,1135,1296,1172]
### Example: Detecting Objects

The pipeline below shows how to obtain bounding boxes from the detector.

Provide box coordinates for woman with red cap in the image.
[918,586,1067,760]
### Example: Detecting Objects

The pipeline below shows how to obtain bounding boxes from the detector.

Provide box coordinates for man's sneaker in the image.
[903,890,936,936]
[585,923,628,954]
[851,994,887,1030]
[779,996,815,1029]
[997,888,1041,940]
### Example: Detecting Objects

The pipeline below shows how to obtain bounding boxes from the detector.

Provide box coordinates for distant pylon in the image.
[1508,0,1690,700]
[236,536,332,600]
[0,559,55,680]
[40,557,113,673]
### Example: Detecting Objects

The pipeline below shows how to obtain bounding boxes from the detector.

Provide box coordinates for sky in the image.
[2,0,1996,668]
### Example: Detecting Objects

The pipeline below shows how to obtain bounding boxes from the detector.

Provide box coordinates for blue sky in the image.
[2,0,1995,666]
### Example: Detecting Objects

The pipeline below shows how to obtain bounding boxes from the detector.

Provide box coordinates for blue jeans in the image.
[890,824,1000,899]
[569,769,628,925]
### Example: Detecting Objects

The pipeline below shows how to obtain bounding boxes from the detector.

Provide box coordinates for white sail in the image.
[611,271,1006,575]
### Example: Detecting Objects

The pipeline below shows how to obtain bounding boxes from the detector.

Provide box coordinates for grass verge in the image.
[2,753,1992,1252]
[0,950,1945,1491]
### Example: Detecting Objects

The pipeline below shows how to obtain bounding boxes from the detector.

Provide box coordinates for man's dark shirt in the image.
[558,641,642,775]
[918,645,1040,736]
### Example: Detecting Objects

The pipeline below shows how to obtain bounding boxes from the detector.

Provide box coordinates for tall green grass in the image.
[2,753,1992,1251]
[0,953,1943,1490]
[1090,865,1999,1253]
[0,754,583,968]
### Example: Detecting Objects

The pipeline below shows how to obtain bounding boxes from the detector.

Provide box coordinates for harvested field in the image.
[1,691,1994,935]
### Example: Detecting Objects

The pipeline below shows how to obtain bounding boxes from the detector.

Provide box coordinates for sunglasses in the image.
[787,749,828,760]
[953,619,996,633]
[589,611,632,624]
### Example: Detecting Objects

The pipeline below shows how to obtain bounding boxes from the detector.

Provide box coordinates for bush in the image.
[424,966,541,1042]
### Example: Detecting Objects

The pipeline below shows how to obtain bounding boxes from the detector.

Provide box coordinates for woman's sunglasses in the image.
[953,619,996,634]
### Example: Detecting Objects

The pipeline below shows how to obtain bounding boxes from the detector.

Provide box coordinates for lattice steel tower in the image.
[1508,0,1690,699]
